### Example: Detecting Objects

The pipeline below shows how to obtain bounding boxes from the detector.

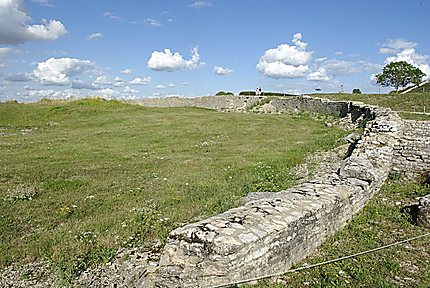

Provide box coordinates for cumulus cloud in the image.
[213,66,233,75]
[257,33,313,79]
[87,32,103,41]
[114,76,126,86]
[0,0,67,45]
[93,75,111,85]
[379,38,417,53]
[188,1,212,8]
[381,38,430,79]
[33,57,96,85]
[307,68,330,82]
[147,47,204,71]
[129,77,151,85]
[156,84,166,89]
[23,88,81,100]
[123,86,139,94]
[121,68,132,74]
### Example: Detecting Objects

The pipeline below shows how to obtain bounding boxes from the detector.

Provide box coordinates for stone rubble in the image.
[417,194,430,228]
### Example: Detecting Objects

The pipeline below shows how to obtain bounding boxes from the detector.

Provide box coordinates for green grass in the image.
[313,92,430,120]
[0,98,348,281]
[244,178,430,287]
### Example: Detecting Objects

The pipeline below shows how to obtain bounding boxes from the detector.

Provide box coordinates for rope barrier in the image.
[211,232,430,288]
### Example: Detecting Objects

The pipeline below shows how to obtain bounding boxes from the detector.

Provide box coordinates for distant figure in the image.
[258,87,262,96]
[255,87,259,96]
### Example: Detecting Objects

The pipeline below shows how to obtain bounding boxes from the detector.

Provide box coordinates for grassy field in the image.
[312,92,430,120]
[0,98,348,280]
[245,177,430,287]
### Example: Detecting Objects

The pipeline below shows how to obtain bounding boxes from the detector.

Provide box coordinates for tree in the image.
[352,88,362,94]
[376,61,425,93]
[215,91,234,96]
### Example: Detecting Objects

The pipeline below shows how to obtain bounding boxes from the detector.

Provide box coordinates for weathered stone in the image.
[339,156,376,182]
[417,194,430,228]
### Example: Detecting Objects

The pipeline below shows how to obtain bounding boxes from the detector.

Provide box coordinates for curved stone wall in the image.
[133,95,427,287]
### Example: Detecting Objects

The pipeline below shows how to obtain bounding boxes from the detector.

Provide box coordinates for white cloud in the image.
[23,88,81,100]
[33,57,96,86]
[0,0,67,44]
[87,32,103,41]
[130,77,151,85]
[307,68,331,82]
[114,76,126,87]
[121,68,132,74]
[103,11,121,21]
[30,0,52,6]
[145,18,161,27]
[381,39,430,79]
[147,47,204,71]
[315,57,328,63]
[379,47,396,54]
[256,33,312,79]
[156,84,166,89]
[334,51,343,56]
[97,88,116,97]
[93,75,111,85]
[381,38,417,52]
[213,66,234,75]
[123,86,139,94]
[188,1,212,8]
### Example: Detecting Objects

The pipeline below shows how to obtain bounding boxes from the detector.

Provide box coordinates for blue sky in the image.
[0,0,429,102]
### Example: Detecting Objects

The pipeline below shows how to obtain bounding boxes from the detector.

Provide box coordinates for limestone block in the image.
[339,156,376,182]
[417,194,430,228]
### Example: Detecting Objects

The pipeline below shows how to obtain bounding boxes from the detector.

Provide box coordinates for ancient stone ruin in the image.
[125,95,429,287]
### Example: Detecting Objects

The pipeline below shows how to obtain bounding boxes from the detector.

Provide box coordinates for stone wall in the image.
[130,95,263,111]
[392,120,430,175]
[133,95,427,287]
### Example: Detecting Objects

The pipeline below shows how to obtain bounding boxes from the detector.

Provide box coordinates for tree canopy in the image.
[376,61,425,93]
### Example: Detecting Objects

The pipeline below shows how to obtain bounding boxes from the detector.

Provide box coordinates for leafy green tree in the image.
[376,61,425,93]
[215,91,234,96]
[352,88,362,94]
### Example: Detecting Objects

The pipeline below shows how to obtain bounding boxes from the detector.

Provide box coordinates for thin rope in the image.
[211,232,430,288]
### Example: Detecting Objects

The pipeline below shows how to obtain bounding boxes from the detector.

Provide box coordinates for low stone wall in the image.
[130,95,263,111]
[132,95,427,287]
[392,120,430,175]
